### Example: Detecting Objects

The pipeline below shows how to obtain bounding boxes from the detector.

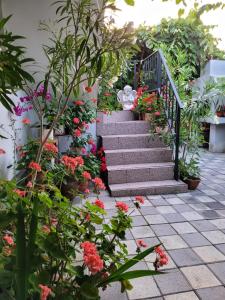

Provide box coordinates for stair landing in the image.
[97,111,187,196]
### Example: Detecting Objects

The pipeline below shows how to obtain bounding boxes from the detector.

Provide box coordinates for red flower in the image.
[91,98,97,103]
[81,147,86,154]
[73,117,80,124]
[137,239,147,248]
[93,199,105,209]
[116,201,129,213]
[3,234,14,246]
[96,118,101,123]
[92,177,105,190]
[39,284,52,300]
[104,92,112,97]
[81,241,104,274]
[135,195,144,204]
[85,86,92,93]
[14,189,26,197]
[74,100,84,106]
[154,111,161,116]
[84,188,90,194]
[82,171,91,180]
[43,142,58,154]
[22,118,31,124]
[74,129,82,137]
[154,246,169,268]
[50,218,58,226]
[0,148,6,155]
[29,161,42,172]
[61,155,84,173]
[26,181,33,188]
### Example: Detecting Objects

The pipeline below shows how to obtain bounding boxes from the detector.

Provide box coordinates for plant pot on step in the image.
[184,177,200,190]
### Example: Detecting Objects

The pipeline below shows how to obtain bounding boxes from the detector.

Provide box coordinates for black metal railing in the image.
[134,49,184,180]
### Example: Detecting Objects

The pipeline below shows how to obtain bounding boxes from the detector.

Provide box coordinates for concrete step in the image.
[102,134,164,150]
[97,111,136,123]
[107,162,174,184]
[97,121,150,136]
[109,180,188,197]
[105,147,172,165]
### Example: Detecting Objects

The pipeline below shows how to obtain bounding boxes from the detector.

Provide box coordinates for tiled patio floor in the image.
[97,150,225,300]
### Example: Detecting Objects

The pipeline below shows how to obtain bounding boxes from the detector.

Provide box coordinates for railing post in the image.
[133,60,137,90]
[174,103,181,181]
[156,52,162,90]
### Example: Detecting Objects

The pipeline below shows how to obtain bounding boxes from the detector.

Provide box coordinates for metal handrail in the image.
[134,49,184,180]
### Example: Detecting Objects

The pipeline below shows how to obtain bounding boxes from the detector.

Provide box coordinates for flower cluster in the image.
[81,241,104,274]
[154,246,169,270]
[61,155,84,173]
[29,161,42,172]
[39,284,52,300]
[92,177,105,190]
[137,239,147,248]
[14,189,26,197]
[98,147,107,172]
[115,201,129,213]
[82,171,92,181]
[93,199,105,209]
[134,195,145,208]
[43,142,58,154]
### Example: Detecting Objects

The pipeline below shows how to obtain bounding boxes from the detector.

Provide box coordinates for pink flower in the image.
[42,225,50,234]
[29,161,42,172]
[74,100,84,106]
[3,234,14,246]
[50,218,58,226]
[81,241,104,274]
[91,98,97,103]
[154,111,161,116]
[39,284,52,300]
[93,199,105,209]
[88,138,95,145]
[14,189,26,197]
[82,171,91,180]
[74,129,82,137]
[135,196,144,204]
[22,118,31,124]
[81,147,86,154]
[0,148,6,155]
[137,239,147,248]
[26,181,33,188]
[73,117,80,124]
[154,246,169,269]
[13,104,23,116]
[81,241,97,255]
[84,188,90,194]
[116,201,129,213]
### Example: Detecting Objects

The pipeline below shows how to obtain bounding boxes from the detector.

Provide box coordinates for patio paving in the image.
[97,151,225,300]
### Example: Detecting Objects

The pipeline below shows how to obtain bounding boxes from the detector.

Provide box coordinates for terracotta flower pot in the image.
[216,111,223,117]
[184,178,200,190]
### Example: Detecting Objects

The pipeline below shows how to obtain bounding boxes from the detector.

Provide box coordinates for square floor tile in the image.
[169,248,203,267]
[196,286,225,300]
[200,210,221,220]
[172,222,197,234]
[181,232,211,247]
[195,196,215,203]
[193,245,225,263]
[191,220,217,232]
[131,226,155,238]
[100,282,128,300]
[154,269,192,294]
[189,203,210,211]
[140,206,158,215]
[208,262,225,284]
[156,206,176,214]
[164,291,199,300]
[210,219,225,229]
[123,240,138,255]
[181,265,221,289]
[131,216,148,226]
[127,277,161,299]
[159,235,188,250]
[166,198,185,205]
[151,224,176,236]
[150,198,169,206]
[206,202,225,210]
[173,205,194,213]
[164,213,186,223]
[181,211,204,221]
[202,230,225,244]
[145,214,168,225]
[215,244,225,255]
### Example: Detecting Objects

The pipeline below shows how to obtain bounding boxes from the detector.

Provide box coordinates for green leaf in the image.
[0,270,13,288]
[107,270,161,283]
[178,8,185,17]
[124,0,135,6]
[0,212,16,228]
[0,15,12,30]
[80,281,99,300]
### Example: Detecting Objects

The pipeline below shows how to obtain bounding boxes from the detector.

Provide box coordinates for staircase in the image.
[97,111,187,197]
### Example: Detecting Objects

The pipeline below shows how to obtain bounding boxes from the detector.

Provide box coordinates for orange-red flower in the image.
[135,195,144,204]
[92,177,105,190]
[74,129,82,137]
[43,142,58,154]
[22,118,31,124]
[73,117,80,124]
[93,199,105,209]
[115,201,129,213]
[3,234,14,246]
[154,111,161,116]
[39,284,52,300]
[29,161,42,172]
[81,241,104,274]
[26,181,33,188]
[82,171,91,180]
[74,100,84,106]
[14,189,26,197]
[137,239,147,248]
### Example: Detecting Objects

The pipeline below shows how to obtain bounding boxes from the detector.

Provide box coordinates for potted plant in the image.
[179,158,201,190]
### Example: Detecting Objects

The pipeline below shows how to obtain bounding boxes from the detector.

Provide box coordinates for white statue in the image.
[117,85,137,110]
